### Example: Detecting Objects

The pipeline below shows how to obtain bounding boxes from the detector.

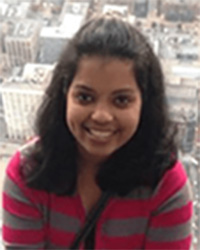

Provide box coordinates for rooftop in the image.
[171,65,200,78]
[0,63,53,92]
[61,2,89,16]
[22,63,53,84]
[6,19,40,38]
[166,84,198,100]
[103,4,129,16]
[40,25,71,39]
[0,2,29,19]
[0,81,44,94]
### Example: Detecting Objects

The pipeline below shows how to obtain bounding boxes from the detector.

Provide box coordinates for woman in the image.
[2,13,192,249]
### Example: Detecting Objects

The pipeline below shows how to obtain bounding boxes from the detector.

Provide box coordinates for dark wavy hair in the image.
[22,13,177,196]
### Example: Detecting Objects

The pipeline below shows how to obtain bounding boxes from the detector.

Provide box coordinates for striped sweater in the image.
[2,149,192,249]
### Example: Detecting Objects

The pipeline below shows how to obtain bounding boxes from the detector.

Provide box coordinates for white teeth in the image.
[89,129,113,138]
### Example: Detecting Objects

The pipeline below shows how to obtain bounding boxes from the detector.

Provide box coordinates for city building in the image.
[141,21,200,62]
[100,0,133,15]
[59,1,90,37]
[0,22,12,74]
[134,0,148,17]
[22,63,53,87]
[160,0,200,22]
[161,32,199,61]
[4,19,41,67]
[162,60,200,81]
[0,79,4,120]
[39,26,70,64]
[0,82,43,141]
[162,0,200,5]
[102,4,129,16]
[166,84,198,153]
[147,0,162,16]
[0,2,30,20]
[0,63,53,141]
[28,0,63,26]
[0,54,11,75]
[39,0,91,64]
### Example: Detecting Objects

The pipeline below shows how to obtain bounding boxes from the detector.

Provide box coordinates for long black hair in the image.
[21,13,177,196]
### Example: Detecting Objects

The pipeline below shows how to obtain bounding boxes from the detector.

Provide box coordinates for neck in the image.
[77,146,107,172]
[77,152,103,213]
[77,155,100,178]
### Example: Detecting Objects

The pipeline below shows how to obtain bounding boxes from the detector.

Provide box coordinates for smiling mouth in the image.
[84,127,115,140]
[90,129,113,138]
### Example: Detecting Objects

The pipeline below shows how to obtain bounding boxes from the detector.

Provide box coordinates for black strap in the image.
[69,191,112,249]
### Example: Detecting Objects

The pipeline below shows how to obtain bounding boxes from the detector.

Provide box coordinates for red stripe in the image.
[101,234,144,249]
[102,199,150,219]
[151,202,193,227]
[49,227,75,246]
[6,154,49,207]
[3,193,41,218]
[3,225,44,244]
[6,151,21,179]
[152,162,187,209]
[50,194,81,217]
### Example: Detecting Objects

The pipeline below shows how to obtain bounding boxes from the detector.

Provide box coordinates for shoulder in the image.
[19,137,39,159]
[4,138,47,205]
[151,161,192,211]
[157,161,188,192]
[6,138,38,181]
[144,161,193,249]
[5,149,21,184]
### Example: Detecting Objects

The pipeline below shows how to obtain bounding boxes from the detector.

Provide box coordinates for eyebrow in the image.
[73,84,95,93]
[73,84,136,95]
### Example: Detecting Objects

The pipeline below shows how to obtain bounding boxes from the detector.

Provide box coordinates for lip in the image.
[84,125,115,132]
[89,129,113,137]
[84,126,116,142]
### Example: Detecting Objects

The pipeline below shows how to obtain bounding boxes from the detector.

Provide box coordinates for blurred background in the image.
[0,0,199,249]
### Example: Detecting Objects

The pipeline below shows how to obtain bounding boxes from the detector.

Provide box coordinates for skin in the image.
[66,56,142,212]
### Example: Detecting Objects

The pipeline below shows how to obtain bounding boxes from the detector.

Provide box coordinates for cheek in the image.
[66,102,85,130]
[66,107,76,128]
[66,100,75,129]
[126,117,139,132]
[120,110,142,138]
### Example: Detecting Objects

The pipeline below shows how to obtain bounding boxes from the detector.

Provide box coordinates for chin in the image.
[89,149,112,158]
[83,146,114,159]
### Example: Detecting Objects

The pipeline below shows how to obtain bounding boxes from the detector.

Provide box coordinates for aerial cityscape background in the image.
[0,0,199,249]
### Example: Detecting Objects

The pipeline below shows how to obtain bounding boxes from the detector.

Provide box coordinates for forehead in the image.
[77,55,134,73]
[71,56,138,90]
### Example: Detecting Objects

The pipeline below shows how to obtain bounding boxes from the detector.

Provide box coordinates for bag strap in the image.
[69,191,112,249]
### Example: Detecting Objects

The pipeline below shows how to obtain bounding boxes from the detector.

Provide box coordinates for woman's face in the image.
[66,56,142,161]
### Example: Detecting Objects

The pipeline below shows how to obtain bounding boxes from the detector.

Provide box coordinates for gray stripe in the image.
[3,175,32,205]
[5,247,39,250]
[154,180,192,215]
[147,220,191,242]
[4,241,44,250]
[50,210,80,233]
[3,210,43,230]
[125,187,152,200]
[47,242,69,250]
[102,217,148,236]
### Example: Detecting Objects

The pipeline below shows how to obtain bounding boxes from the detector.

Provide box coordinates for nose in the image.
[91,105,113,124]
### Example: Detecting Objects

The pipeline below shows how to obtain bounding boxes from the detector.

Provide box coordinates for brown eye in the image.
[114,96,130,107]
[76,92,93,104]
